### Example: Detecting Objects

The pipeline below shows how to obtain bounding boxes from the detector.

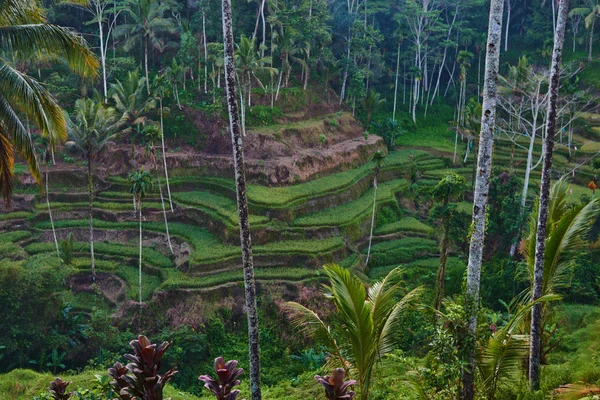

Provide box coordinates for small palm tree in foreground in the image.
[129,167,153,305]
[285,264,422,400]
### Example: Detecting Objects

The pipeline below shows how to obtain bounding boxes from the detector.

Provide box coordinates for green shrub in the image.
[246,106,282,126]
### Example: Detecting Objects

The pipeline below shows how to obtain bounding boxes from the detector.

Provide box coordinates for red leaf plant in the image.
[314,368,357,400]
[198,357,244,400]
[108,335,178,400]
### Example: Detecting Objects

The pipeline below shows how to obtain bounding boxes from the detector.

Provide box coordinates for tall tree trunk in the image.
[98,16,108,103]
[46,164,61,267]
[138,199,143,305]
[145,36,150,95]
[88,156,96,282]
[221,0,262,398]
[461,1,504,398]
[160,99,173,211]
[365,173,378,267]
[529,0,568,390]
[589,16,595,61]
[504,0,511,52]
[203,10,208,94]
[393,40,401,121]
[435,215,450,311]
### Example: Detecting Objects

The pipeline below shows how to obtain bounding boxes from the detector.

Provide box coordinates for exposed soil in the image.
[69,272,127,305]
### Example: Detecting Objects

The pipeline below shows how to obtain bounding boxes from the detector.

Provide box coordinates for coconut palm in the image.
[569,0,600,61]
[41,138,61,267]
[110,69,155,157]
[364,150,386,268]
[528,0,569,389]
[129,167,153,305]
[222,0,262,397]
[0,0,98,205]
[521,178,599,374]
[115,0,175,94]
[165,58,184,110]
[143,124,173,254]
[319,58,341,105]
[285,264,422,400]
[362,90,385,129]
[151,73,173,211]
[69,99,124,281]
[235,35,275,135]
[462,0,504,398]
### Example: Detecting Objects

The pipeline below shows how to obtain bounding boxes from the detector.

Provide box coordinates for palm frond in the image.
[283,301,345,367]
[0,0,44,26]
[0,130,14,205]
[0,24,99,78]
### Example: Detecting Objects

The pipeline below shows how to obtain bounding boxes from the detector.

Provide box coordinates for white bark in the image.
[462,0,504,398]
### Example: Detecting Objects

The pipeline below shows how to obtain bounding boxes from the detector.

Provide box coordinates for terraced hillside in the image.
[2,109,598,316]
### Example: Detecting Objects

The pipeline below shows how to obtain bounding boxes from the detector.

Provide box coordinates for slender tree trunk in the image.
[589,17,595,61]
[160,99,174,211]
[365,173,378,267]
[393,40,401,121]
[529,0,568,390]
[203,10,208,94]
[98,17,108,103]
[435,216,450,311]
[222,0,262,397]
[88,156,96,282]
[462,1,504,398]
[46,164,61,267]
[504,0,511,52]
[138,199,143,304]
[145,36,150,95]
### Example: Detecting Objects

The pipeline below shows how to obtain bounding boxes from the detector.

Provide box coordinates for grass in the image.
[24,240,173,268]
[364,237,439,268]
[33,219,345,265]
[0,211,33,221]
[115,264,163,301]
[291,180,408,227]
[0,369,200,400]
[161,266,324,289]
[375,217,433,235]
[35,201,165,212]
[0,230,31,243]
[172,191,269,226]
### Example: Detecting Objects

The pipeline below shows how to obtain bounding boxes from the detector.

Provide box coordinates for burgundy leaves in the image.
[108,335,178,400]
[198,357,243,400]
[48,377,72,400]
[314,368,357,400]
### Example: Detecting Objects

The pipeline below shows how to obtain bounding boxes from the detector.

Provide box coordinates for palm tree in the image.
[569,0,600,61]
[528,0,569,389]
[151,73,173,211]
[165,58,184,110]
[430,172,466,311]
[116,0,175,94]
[362,90,385,129]
[364,150,386,268]
[69,99,123,281]
[285,264,422,400]
[0,0,98,205]
[129,167,153,305]
[462,0,504,398]
[456,51,473,126]
[143,124,173,254]
[110,70,155,157]
[222,0,262,397]
[235,35,274,135]
[318,59,341,105]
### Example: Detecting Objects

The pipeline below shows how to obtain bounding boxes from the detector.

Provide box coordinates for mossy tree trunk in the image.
[529,0,569,390]
[462,0,504,398]
[221,0,262,398]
